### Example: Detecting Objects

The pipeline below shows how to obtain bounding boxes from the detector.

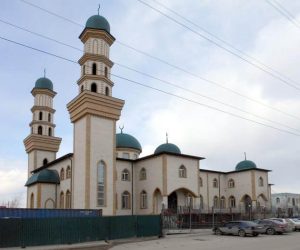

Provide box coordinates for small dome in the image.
[235,160,257,171]
[34,77,53,91]
[85,15,110,33]
[25,169,60,186]
[154,143,181,155]
[116,133,142,152]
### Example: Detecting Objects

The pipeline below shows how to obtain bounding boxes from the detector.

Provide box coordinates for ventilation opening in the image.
[91,83,97,93]
[92,63,97,75]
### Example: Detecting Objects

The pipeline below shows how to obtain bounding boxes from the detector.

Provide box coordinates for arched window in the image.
[92,63,97,75]
[91,83,97,93]
[220,196,226,209]
[38,126,43,135]
[97,161,106,206]
[276,197,280,204]
[213,196,219,208]
[65,190,71,209]
[30,193,34,208]
[179,165,187,178]
[48,113,51,122]
[43,158,48,165]
[199,177,203,187]
[200,195,204,209]
[140,168,146,180]
[39,111,43,121]
[229,196,236,208]
[258,177,264,187]
[104,67,108,77]
[81,85,84,92]
[83,65,86,75]
[213,178,218,188]
[66,166,71,179]
[140,190,147,209]
[121,169,130,181]
[48,127,52,136]
[105,86,109,96]
[60,191,64,209]
[228,179,235,188]
[121,191,130,209]
[60,168,65,181]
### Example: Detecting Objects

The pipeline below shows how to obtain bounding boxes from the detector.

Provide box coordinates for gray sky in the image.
[1,0,300,207]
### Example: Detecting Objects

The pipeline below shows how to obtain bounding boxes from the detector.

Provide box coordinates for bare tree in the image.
[1,195,22,208]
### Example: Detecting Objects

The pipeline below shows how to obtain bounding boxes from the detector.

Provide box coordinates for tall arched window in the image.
[30,193,34,208]
[104,67,108,77]
[199,177,203,187]
[213,196,219,208]
[121,191,130,209]
[60,168,65,181]
[179,165,187,178]
[213,178,218,188]
[228,179,235,188]
[38,126,43,135]
[140,168,147,180]
[200,195,204,209]
[258,177,264,187]
[43,158,48,165]
[97,161,106,206]
[66,166,71,179]
[91,83,97,93]
[60,191,64,209]
[121,169,130,181]
[229,196,236,208]
[140,190,147,209]
[48,127,52,136]
[220,196,226,209]
[105,87,109,96]
[65,190,71,209]
[39,111,43,121]
[48,113,51,122]
[92,63,97,75]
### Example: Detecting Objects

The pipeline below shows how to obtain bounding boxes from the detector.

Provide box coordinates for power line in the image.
[17,0,300,120]
[1,18,300,133]
[1,35,300,137]
[137,0,300,91]
[150,0,300,89]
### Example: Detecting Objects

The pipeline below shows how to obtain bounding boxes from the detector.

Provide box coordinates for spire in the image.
[244,152,247,160]
[44,68,46,78]
[98,4,100,15]
[166,132,168,144]
[119,125,124,134]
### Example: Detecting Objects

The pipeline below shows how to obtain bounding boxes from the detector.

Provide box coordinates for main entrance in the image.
[168,191,177,211]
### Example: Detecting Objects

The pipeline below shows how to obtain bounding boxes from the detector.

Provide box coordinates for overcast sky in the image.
[1,0,300,207]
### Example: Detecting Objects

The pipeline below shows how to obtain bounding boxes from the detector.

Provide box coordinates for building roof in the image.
[154,142,181,155]
[200,167,271,174]
[116,133,142,152]
[85,15,110,33]
[235,160,257,171]
[25,169,60,187]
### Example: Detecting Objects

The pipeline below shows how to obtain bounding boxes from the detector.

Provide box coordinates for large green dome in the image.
[34,77,53,91]
[154,143,181,155]
[116,133,142,152]
[235,160,257,171]
[85,15,110,33]
[25,169,60,187]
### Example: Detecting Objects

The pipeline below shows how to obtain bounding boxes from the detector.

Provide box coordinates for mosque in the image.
[24,13,272,215]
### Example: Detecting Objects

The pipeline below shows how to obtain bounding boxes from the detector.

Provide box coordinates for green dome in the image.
[116,133,142,152]
[85,15,110,33]
[154,143,181,155]
[34,77,53,91]
[25,169,60,187]
[235,160,257,171]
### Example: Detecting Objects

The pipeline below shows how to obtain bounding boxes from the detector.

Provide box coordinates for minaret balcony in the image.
[78,53,114,68]
[77,74,114,87]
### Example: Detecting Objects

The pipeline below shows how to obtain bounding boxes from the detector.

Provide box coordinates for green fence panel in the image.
[0,218,21,248]
[137,215,162,237]
[108,216,136,240]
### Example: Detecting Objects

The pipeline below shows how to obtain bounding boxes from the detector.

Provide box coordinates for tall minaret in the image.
[67,12,124,214]
[24,77,62,175]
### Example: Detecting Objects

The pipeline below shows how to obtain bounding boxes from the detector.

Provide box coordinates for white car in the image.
[287,218,300,231]
[269,218,293,232]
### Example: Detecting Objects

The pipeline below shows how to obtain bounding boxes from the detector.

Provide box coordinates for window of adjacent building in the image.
[140,190,147,209]
[97,161,106,206]
[65,190,71,209]
[213,196,219,208]
[39,111,43,121]
[258,177,264,187]
[60,191,64,209]
[121,169,130,181]
[92,63,97,75]
[179,165,187,178]
[229,196,236,208]
[91,83,97,93]
[122,153,129,159]
[121,191,130,209]
[140,168,147,180]
[38,126,43,135]
[276,197,280,204]
[213,178,218,188]
[66,166,71,179]
[220,196,226,209]
[199,177,203,187]
[200,195,204,209]
[60,168,65,181]
[228,179,235,188]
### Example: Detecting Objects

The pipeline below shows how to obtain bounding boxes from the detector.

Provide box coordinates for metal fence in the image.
[0,215,162,248]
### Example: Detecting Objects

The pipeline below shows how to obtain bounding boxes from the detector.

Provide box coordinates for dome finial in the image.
[119,125,124,134]
[166,132,168,144]
[244,152,247,160]
[44,68,46,77]
[98,4,101,15]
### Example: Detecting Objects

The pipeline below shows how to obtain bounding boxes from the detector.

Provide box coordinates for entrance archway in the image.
[168,191,177,211]
[153,188,163,214]
[242,195,252,212]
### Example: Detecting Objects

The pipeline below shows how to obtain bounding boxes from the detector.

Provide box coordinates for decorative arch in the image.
[66,166,71,179]
[153,188,163,213]
[60,168,65,181]
[241,194,252,212]
[228,178,235,188]
[139,168,147,180]
[258,177,264,187]
[44,198,55,209]
[257,193,268,202]
[167,187,198,198]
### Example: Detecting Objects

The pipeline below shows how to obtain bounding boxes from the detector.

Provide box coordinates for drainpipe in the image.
[131,161,134,215]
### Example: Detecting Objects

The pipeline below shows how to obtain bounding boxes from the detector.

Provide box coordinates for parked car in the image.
[255,219,288,235]
[287,218,300,231]
[213,221,263,237]
[269,218,293,232]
